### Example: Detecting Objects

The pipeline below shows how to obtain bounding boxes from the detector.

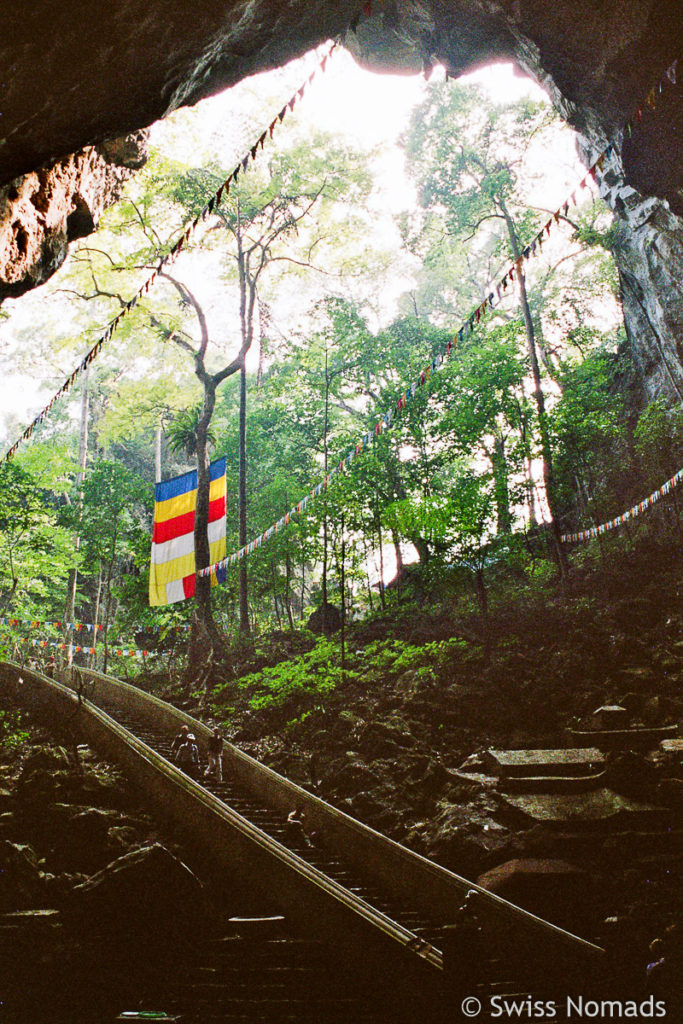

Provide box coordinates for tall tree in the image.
[404,82,572,571]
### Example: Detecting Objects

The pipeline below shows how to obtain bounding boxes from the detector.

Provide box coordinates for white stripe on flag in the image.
[151,531,194,565]
[151,518,224,565]
[165,579,188,604]
[208,519,224,545]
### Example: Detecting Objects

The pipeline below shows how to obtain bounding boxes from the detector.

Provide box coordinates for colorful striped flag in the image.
[149,457,226,606]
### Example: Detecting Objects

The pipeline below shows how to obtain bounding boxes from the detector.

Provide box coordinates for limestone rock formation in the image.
[0,131,148,301]
[1,2,681,399]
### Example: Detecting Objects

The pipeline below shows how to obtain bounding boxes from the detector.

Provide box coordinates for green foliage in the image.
[214,637,352,713]
[0,708,30,751]
[0,455,74,617]
[166,406,216,458]
[634,399,683,484]
[550,347,631,525]
[0,72,646,653]
[362,637,467,676]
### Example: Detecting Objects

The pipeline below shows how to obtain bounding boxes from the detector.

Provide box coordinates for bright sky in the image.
[0,47,585,446]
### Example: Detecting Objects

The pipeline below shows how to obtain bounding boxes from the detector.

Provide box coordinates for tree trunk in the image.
[154,423,163,483]
[300,551,306,621]
[474,566,488,622]
[194,379,221,661]
[364,539,374,612]
[65,375,89,663]
[0,574,18,619]
[285,548,294,630]
[102,519,118,676]
[340,514,346,678]
[412,535,430,565]
[491,433,512,535]
[501,200,567,575]
[376,507,386,611]
[91,564,103,670]
[273,590,282,629]
[516,395,538,530]
[238,361,250,636]
[321,347,330,630]
[525,455,538,529]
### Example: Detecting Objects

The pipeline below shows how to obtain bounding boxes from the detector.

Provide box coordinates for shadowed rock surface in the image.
[0,132,148,301]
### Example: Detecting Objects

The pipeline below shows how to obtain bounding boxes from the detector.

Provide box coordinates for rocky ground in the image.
[0,722,232,1023]
[195,537,683,970]
[2,537,682,1015]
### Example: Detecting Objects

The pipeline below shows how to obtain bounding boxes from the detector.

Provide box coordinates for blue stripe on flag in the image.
[155,456,226,503]
[155,468,197,503]
[210,457,226,481]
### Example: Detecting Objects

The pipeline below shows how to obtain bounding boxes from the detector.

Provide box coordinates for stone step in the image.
[500,773,607,794]
[485,748,605,779]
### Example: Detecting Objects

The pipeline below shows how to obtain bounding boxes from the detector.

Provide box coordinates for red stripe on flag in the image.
[153,510,195,544]
[208,495,226,522]
[183,574,195,599]
[153,496,223,543]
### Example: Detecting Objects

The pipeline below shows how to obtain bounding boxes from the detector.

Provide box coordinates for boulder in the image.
[41,870,88,903]
[657,778,683,807]
[324,760,381,798]
[76,769,131,810]
[49,806,123,873]
[476,858,593,932]
[14,767,61,805]
[348,789,386,822]
[394,670,424,697]
[67,843,206,951]
[0,840,46,910]
[19,747,71,774]
[0,811,15,836]
[307,602,342,635]
[605,751,660,797]
[416,798,515,877]
[107,824,140,850]
[357,720,416,759]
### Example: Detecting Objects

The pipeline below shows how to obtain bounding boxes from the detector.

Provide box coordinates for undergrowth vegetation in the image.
[0,708,30,752]
[189,528,683,763]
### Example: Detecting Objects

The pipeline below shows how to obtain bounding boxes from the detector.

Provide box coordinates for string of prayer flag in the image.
[0,617,189,635]
[3,53,676,467]
[3,44,679,585]
[561,466,683,543]
[198,56,680,576]
[2,40,338,465]
[1,636,151,659]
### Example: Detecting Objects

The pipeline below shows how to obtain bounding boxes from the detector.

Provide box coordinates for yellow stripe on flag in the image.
[150,552,196,588]
[154,490,194,524]
[209,536,226,564]
[209,476,225,502]
[149,577,168,607]
[153,475,225,524]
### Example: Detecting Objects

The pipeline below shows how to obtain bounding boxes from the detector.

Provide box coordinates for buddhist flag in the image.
[149,457,226,606]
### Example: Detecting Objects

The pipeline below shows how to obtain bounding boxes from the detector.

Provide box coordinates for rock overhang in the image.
[0,1,681,404]
[0,2,680,204]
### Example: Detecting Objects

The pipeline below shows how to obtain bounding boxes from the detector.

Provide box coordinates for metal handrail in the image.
[1,660,441,974]
[72,665,602,965]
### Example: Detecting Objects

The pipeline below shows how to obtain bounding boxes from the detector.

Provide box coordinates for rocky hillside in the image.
[190,533,682,957]
[0,717,221,1022]
[2,532,681,1011]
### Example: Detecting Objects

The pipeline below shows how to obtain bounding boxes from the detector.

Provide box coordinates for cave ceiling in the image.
[1,1,681,401]
[1,2,680,201]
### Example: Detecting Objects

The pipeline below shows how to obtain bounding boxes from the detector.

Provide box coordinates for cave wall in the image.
[0,0,681,403]
[0,132,148,301]
[595,152,683,406]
